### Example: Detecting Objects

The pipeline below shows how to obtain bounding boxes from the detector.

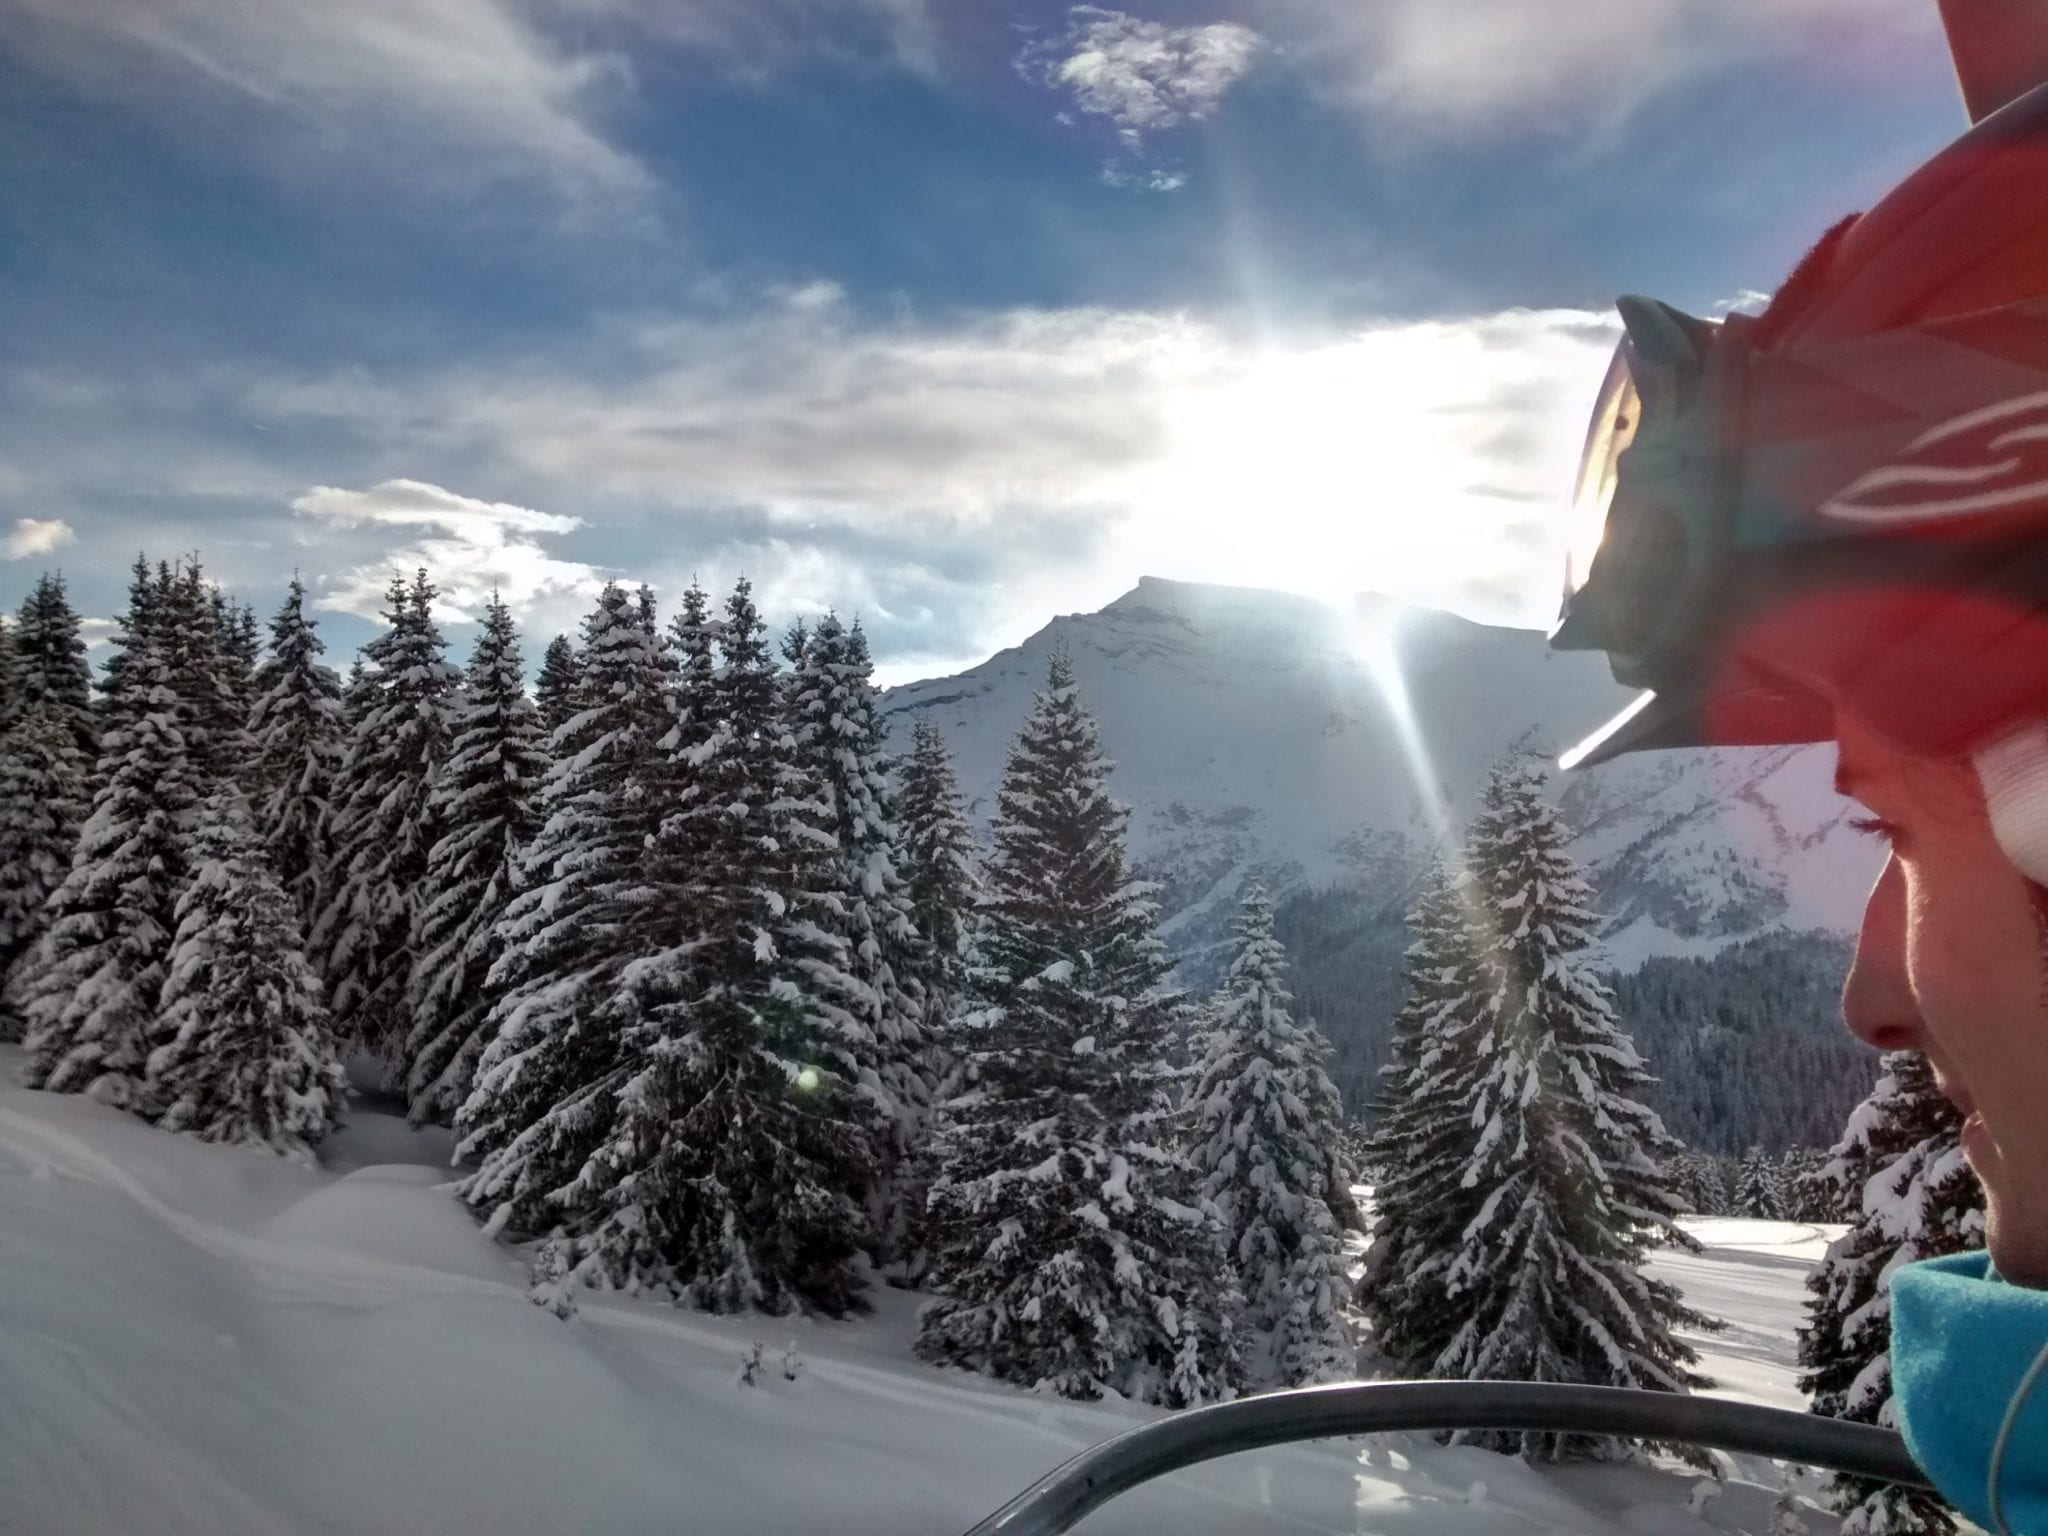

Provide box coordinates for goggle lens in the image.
[1564,339,1643,612]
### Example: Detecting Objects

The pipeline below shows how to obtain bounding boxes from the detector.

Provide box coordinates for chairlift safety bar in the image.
[963,1381,1931,1536]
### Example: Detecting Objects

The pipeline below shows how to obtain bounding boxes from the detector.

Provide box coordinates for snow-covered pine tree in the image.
[1356,859,1490,1373]
[784,611,935,1262]
[1433,760,1709,1460]
[18,561,202,1108]
[1798,1052,1981,1536]
[503,577,875,1316]
[147,786,347,1159]
[0,614,15,729]
[1783,1149,1837,1223]
[0,575,97,1014]
[653,577,719,867]
[158,560,238,787]
[891,714,980,1280]
[534,633,581,742]
[897,715,979,1013]
[0,694,90,1034]
[1668,1151,1731,1217]
[247,576,344,934]
[1736,1146,1789,1220]
[203,587,260,783]
[312,569,457,1073]
[12,572,97,762]
[917,650,1238,1406]
[1188,882,1354,1386]
[404,592,546,1126]
[457,582,680,1248]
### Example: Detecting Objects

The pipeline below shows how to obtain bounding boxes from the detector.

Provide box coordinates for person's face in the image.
[1837,710,2048,1283]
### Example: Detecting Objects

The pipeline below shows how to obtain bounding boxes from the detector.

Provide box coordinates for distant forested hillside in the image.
[1610,931,1878,1155]
[1274,885,1874,1155]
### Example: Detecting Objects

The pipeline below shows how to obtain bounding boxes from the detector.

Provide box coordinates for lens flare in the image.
[1349,599,1453,845]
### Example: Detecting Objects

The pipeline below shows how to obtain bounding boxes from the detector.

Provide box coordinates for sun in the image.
[1114,316,1615,625]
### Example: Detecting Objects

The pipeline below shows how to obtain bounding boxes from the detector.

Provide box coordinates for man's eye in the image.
[1847,815,1900,844]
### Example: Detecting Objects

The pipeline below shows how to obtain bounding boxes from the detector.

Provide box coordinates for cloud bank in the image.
[2,518,75,560]
[1275,0,1934,139]
[291,479,605,638]
[7,293,1620,672]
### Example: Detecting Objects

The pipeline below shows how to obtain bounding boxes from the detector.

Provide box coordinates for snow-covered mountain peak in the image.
[885,576,1879,973]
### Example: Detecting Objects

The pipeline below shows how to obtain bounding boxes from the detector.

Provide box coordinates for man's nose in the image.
[1842,853,1924,1053]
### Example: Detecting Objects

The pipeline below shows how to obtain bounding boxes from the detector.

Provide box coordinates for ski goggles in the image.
[1551,294,2048,768]
[1552,299,1752,691]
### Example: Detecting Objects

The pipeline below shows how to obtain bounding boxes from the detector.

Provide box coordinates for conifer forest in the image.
[0,556,1981,1528]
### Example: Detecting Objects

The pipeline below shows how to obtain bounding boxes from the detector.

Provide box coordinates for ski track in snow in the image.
[2,1059,1849,1536]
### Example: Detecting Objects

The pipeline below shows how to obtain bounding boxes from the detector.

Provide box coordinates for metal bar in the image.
[962,1381,1931,1536]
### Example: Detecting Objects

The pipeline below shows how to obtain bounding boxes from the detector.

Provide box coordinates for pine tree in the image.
[1668,1151,1732,1216]
[1431,760,1710,1460]
[0,614,15,731]
[892,714,980,1279]
[247,576,345,934]
[0,697,90,1034]
[457,584,668,1228]
[784,611,935,1261]
[1798,1052,1981,1535]
[12,572,97,762]
[147,787,347,1160]
[917,651,1238,1406]
[404,593,546,1126]
[203,587,260,784]
[1736,1146,1788,1220]
[1357,860,1490,1372]
[897,716,979,1011]
[651,578,720,884]
[162,560,237,788]
[313,570,457,1073]
[534,633,581,743]
[1188,882,1355,1386]
[473,578,876,1316]
[18,562,202,1108]
[1783,1149,1837,1223]
[612,580,872,1310]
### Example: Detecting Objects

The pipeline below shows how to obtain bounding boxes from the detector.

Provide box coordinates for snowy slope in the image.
[882,577,1881,970]
[2,1056,1849,1536]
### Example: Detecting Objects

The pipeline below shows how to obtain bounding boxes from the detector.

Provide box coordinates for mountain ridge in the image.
[881,574,1881,975]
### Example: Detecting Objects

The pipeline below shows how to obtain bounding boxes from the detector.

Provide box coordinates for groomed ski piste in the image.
[1,1048,1848,1536]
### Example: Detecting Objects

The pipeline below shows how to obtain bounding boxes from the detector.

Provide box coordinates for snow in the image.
[1,1051,1848,1535]
[1646,1218,1844,1415]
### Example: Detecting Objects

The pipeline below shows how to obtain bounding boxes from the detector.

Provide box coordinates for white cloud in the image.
[6,296,1623,667]
[2,518,76,560]
[291,479,606,635]
[1101,164,1188,192]
[1715,289,1773,316]
[1275,0,1935,139]
[256,294,1213,531]
[0,0,644,199]
[252,295,1615,641]
[1029,7,1264,143]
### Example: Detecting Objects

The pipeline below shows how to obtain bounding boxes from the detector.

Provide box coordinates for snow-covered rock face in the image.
[882,576,1882,971]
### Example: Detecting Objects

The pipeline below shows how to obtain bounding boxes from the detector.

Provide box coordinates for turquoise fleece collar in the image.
[1892,1251,2048,1534]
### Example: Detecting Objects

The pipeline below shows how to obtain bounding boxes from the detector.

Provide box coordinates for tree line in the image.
[0,559,1356,1402]
[0,558,1993,1513]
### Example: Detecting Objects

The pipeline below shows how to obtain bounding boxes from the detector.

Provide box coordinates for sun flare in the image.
[1116,312,1617,626]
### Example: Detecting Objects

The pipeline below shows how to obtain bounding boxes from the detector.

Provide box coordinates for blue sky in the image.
[0,0,1964,680]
